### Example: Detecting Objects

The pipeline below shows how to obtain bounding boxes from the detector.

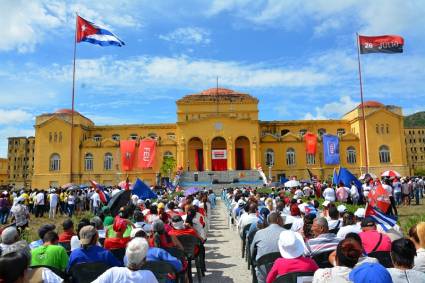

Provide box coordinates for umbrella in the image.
[108,190,131,217]
[359,173,377,180]
[300,179,312,184]
[184,187,201,197]
[284,180,301,188]
[66,185,80,191]
[61,183,75,189]
[381,170,401,178]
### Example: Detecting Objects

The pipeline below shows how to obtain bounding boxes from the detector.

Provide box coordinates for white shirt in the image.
[49,193,58,207]
[328,219,342,230]
[91,192,100,208]
[382,184,393,196]
[237,212,257,235]
[323,188,336,202]
[35,192,45,205]
[93,267,158,283]
[350,185,359,198]
[294,189,304,199]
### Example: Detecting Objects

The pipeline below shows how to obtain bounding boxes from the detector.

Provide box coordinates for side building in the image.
[0,158,8,188]
[404,127,425,175]
[7,137,35,188]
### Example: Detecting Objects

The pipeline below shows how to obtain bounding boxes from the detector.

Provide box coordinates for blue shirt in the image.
[67,245,122,272]
[29,239,43,250]
[124,247,183,272]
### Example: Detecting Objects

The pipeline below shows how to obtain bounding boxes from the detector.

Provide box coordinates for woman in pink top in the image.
[266,230,319,283]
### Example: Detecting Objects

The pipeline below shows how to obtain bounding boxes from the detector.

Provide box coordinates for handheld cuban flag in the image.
[90,180,110,204]
[359,35,403,54]
[365,204,397,231]
[76,15,125,47]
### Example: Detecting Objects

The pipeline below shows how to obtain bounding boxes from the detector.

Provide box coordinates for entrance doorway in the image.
[211,137,227,171]
[188,137,203,171]
[235,136,250,170]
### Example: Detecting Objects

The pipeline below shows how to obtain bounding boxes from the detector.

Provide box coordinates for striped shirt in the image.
[305,233,341,257]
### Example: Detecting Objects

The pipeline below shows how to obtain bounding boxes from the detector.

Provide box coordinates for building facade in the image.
[405,127,425,175]
[7,137,35,188]
[0,158,8,188]
[28,88,409,188]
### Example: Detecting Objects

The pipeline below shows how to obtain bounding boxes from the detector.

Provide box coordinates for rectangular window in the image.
[306,153,315,165]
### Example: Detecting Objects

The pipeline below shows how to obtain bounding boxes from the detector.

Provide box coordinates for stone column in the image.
[227,136,234,170]
[203,138,210,171]
[251,136,258,169]
[177,137,186,169]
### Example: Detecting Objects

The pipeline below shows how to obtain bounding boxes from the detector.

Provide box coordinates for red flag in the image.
[120,140,136,171]
[359,35,404,54]
[138,139,156,169]
[76,16,98,43]
[305,133,317,154]
[368,182,391,213]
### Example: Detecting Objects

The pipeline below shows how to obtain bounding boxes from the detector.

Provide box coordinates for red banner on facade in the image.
[305,133,317,154]
[138,139,156,169]
[120,140,136,171]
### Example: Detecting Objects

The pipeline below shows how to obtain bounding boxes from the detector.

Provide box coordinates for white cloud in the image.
[0,0,142,53]
[38,56,330,90]
[159,27,211,45]
[0,109,33,125]
[303,95,358,120]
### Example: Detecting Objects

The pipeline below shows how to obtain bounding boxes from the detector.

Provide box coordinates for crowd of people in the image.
[0,184,217,283]
[223,176,425,283]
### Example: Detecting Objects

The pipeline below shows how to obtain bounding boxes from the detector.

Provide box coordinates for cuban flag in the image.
[90,180,110,204]
[365,204,397,231]
[77,16,125,47]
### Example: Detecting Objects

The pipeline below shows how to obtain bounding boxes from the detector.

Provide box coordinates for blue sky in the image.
[1,0,425,157]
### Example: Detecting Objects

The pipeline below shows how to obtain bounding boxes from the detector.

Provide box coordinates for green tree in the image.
[160,156,176,177]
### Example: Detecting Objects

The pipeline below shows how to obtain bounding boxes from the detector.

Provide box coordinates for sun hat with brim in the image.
[349,262,392,283]
[278,230,306,259]
[79,225,97,245]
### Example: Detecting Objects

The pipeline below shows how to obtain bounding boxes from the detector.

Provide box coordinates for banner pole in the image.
[356,33,369,174]
[70,13,78,183]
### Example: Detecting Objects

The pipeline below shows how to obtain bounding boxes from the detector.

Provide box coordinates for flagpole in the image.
[356,33,369,174]
[70,13,78,183]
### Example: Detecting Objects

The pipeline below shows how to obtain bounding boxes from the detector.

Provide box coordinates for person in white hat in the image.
[266,230,319,283]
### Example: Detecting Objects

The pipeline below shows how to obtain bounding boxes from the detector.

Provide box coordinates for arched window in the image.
[84,153,93,171]
[337,128,346,136]
[50,153,60,171]
[163,151,173,159]
[386,124,389,134]
[148,133,158,139]
[376,124,379,134]
[112,134,120,141]
[346,147,356,164]
[380,124,384,134]
[379,145,391,163]
[104,153,113,170]
[281,129,290,136]
[306,153,315,165]
[93,134,102,142]
[265,149,274,166]
[299,129,307,137]
[129,133,138,140]
[318,128,326,137]
[286,148,296,166]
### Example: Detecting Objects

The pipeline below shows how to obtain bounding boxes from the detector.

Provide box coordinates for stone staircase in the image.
[178,170,265,188]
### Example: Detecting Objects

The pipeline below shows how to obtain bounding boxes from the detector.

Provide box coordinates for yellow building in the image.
[405,127,425,174]
[7,137,35,188]
[31,88,409,188]
[0,158,8,188]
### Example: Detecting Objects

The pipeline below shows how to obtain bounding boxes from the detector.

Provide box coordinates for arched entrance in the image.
[188,137,203,171]
[235,136,250,170]
[211,137,227,171]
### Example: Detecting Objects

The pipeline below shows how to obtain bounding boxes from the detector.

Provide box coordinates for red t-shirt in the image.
[104,237,131,250]
[266,257,319,283]
[58,231,75,243]
[359,230,392,254]
[148,233,175,249]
